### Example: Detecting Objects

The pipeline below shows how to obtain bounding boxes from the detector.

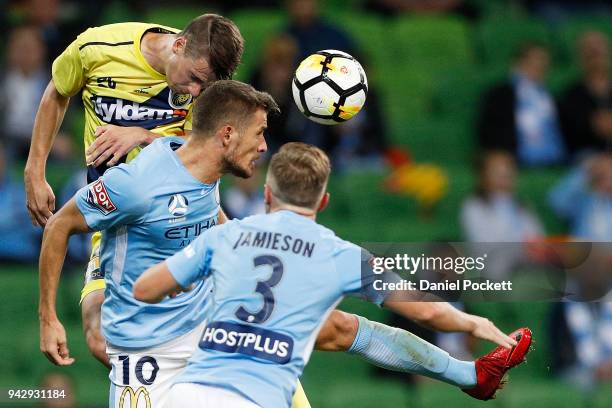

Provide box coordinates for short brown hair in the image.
[180,14,244,80]
[267,142,331,208]
[192,80,280,135]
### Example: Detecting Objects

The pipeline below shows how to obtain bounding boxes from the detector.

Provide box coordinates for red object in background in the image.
[384,146,412,168]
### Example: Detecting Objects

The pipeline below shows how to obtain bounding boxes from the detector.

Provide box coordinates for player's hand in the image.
[40,318,75,366]
[86,125,152,168]
[468,315,517,350]
[25,174,55,226]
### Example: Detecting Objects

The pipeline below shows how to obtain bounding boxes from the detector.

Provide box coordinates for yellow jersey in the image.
[52,22,194,182]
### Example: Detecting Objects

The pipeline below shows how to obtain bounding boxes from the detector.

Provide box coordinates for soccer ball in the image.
[292,50,368,125]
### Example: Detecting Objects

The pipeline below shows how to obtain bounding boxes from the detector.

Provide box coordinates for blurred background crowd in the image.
[0,0,611,406]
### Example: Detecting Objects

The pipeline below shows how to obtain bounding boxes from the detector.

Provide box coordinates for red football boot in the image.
[462,328,533,400]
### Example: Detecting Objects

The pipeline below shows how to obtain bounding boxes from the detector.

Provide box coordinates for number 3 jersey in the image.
[74,137,219,348]
[166,211,387,408]
[52,23,194,182]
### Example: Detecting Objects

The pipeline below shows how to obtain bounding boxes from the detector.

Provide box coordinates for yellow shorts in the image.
[80,231,105,302]
[291,381,311,408]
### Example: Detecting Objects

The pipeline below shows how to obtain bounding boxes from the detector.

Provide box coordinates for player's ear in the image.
[263,184,272,206]
[219,125,233,146]
[317,192,330,213]
[172,36,187,55]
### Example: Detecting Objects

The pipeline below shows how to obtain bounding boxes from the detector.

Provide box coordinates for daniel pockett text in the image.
[370,253,513,293]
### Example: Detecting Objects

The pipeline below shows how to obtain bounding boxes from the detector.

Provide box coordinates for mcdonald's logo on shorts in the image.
[119,386,151,408]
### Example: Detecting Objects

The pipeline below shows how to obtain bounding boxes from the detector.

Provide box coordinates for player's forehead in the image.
[252,108,268,128]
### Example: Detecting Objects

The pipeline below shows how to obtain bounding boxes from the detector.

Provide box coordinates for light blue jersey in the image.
[166,210,385,408]
[75,137,220,348]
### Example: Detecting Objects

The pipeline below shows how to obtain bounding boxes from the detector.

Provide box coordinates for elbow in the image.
[132,281,149,302]
[132,280,158,304]
[412,304,444,326]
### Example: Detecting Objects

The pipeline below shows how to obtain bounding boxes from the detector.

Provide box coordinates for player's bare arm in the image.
[25,80,70,226]
[86,125,162,168]
[39,198,91,365]
[133,261,181,304]
[383,300,517,349]
[81,291,110,368]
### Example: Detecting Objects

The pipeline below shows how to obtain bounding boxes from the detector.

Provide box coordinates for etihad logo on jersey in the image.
[199,321,294,364]
[86,180,117,215]
[164,218,217,239]
[90,87,189,129]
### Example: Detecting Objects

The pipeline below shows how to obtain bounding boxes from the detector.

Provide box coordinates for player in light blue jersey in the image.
[38,81,283,407]
[135,143,533,408]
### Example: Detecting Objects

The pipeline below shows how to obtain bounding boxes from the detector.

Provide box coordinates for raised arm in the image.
[25,80,70,226]
[39,198,91,365]
[383,300,516,349]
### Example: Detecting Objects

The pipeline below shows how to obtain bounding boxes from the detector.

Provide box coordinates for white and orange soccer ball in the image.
[292,50,368,125]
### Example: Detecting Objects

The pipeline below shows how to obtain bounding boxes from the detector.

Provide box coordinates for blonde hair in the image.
[267,142,331,208]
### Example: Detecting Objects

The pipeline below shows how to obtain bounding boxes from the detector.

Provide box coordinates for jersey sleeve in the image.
[52,31,89,97]
[166,226,222,287]
[334,242,400,306]
[74,165,149,230]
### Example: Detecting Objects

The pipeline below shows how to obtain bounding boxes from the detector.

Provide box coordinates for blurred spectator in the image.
[549,248,612,390]
[477,43,566,167]
[250,35,323,153]
[251,35,387,168]
[40,372,76,408]
[549,153,612,241]
[20,0,93,63]
[461,151,544,280]
[559,31,612,160]
[223,167,266,220]
[0,25,49,161]
[461,151,544,242]
[284,0,356,60]
[0,142,40,263]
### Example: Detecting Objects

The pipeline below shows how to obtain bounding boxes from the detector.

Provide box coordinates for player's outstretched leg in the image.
[462,328,533,400]
[348,315,478,388]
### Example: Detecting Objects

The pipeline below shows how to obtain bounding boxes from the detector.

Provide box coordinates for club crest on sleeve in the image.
[87,180,117,215]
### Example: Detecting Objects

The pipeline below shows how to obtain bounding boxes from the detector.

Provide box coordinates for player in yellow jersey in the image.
[26,15,244,368]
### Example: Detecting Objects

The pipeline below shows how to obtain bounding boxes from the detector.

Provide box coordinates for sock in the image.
[347,315,477,388]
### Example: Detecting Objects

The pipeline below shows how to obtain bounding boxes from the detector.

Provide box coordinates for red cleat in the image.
[462,328,533,400]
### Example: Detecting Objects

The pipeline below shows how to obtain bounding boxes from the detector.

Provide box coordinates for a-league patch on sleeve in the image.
[86,180,117,215]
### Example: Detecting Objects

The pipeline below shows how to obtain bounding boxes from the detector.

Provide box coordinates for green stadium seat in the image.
[145,6,207,29]
[379,66,435,143]
[392,16,475,73]
[477,17,552,66]
[98,1,137,25]
[229,10,287,81]
[322,13,391,82]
